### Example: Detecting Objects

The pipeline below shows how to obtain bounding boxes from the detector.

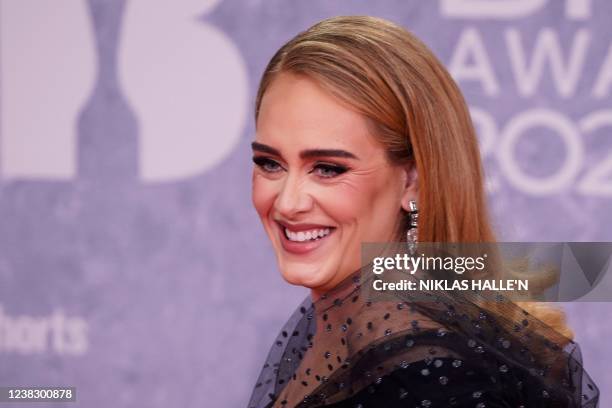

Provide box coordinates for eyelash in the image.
[252,157,282,173]
[312,163,348,178]
[252,157,349,178]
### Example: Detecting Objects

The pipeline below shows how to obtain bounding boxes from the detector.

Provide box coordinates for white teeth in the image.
[284,227,331,242]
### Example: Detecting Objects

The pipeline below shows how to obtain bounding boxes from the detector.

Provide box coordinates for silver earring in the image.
[406,200,418,254]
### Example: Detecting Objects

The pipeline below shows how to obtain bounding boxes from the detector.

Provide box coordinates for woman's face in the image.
[252,72,416,296]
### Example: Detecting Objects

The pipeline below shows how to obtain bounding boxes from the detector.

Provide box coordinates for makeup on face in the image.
[251,72,411,296]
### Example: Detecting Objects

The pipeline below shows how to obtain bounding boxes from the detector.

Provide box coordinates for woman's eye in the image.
[312,163,348,178]
[252,157,282,173]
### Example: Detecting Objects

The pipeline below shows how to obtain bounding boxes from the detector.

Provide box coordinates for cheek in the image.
[324,174,401,232]
[305,183,361,225]
[313,180,384,225]
[251,175,276,219]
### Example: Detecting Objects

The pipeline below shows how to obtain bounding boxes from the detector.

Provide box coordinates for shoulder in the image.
[335,328,576,407]
[326,355,514,407]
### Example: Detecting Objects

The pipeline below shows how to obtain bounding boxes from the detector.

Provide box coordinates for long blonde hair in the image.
[255,15,571,338]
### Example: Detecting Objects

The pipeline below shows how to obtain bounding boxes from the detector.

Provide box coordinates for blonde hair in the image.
[255,15,571,338]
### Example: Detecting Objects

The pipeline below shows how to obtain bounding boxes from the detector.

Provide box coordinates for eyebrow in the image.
[251,142,359,160]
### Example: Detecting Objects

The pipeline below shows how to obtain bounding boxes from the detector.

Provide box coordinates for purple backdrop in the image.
[0,0,611,406]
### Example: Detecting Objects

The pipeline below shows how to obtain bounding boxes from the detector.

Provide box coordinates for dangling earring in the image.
[406,200,418,254]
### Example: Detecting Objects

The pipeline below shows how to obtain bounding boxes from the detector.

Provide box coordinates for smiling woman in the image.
[247,16,599,408]
[252,72,416,297]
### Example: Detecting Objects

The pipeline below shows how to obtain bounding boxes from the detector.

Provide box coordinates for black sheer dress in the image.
[247,271,599,408]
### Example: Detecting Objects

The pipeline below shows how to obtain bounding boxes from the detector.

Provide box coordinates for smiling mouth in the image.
[283,227,332,242]
[275,220,336,246]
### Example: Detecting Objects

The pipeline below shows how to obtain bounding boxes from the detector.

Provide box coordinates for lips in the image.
[275,220,336,255]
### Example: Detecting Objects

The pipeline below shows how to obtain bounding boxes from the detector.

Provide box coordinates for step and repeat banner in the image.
[0,0,610,406]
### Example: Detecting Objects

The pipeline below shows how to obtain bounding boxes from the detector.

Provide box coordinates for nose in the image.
[275,172,314,218]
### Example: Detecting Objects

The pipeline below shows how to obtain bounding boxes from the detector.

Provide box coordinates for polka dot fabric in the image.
[248,273,599,408]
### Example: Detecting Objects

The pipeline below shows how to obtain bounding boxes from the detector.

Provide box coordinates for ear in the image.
[400,162,418,212]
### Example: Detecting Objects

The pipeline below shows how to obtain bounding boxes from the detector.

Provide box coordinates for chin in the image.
[277,260,334,289]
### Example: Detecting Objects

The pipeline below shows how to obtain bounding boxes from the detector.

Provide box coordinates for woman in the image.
[248,16,599,407]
